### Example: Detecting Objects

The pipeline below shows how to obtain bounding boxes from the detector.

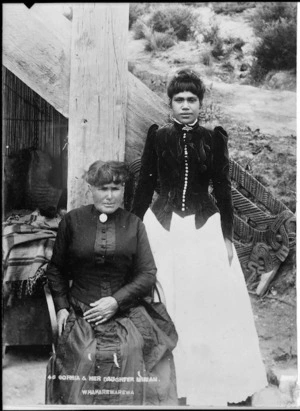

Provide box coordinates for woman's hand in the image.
[224,237,234,266]
[83,296,118,325]
[57,308,70,337]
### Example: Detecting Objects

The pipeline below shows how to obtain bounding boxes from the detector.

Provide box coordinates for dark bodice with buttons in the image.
[131,122,234,240]
[46,206,156,312]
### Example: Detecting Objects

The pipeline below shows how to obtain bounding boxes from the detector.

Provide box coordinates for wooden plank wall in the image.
[2,67,68,188]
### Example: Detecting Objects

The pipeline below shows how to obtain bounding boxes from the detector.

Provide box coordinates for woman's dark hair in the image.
[167,69,206,103]
[85,160,129,187]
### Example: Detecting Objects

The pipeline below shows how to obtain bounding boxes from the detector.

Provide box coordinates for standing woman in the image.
[45,160,178,406]
[131,69,268,406]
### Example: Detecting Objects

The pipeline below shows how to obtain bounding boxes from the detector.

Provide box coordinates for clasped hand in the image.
[83,296,118,325]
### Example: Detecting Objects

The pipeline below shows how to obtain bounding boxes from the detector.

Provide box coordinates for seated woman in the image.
[45,160,178,406]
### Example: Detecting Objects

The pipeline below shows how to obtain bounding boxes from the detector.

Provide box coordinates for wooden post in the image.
[67,3,129,210]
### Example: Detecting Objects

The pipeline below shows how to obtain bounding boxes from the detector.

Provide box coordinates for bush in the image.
[129,3,150,29]
[199,22,225,59]
[144,31,176,52]
[211,38,225,59]
[251,2,296,35]
[250,3,296,81]
[249,61,268,84]
[252,18,296,77]
[148,5,195,41]
[132,19,148,40]
[202,23,220,45]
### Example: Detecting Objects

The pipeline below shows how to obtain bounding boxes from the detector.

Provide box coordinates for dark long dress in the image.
[45,205,178,405]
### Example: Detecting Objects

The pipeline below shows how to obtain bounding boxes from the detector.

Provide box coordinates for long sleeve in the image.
[113,219,157,311]
[46,215,71,312]
[211,126,234,241]
[131,124,159,220]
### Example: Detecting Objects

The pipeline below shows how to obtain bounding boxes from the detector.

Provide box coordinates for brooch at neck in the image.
[182,125,193,131]
[99,213,108,223]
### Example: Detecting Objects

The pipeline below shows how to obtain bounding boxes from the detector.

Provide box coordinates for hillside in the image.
[127,3,297,405]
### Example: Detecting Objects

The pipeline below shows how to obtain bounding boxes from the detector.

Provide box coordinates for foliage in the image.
[129,3,151,29]
[144,30,176,52]
[250,2,297,82]
[196,22,226,59]
[147,4,196,41]
[211,38,225,59]
[251,1,296,33]
[201,23,220,45]
[132,19,148,40]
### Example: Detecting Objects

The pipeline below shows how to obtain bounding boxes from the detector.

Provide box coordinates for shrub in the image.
[132,19,148,40]
[148,5,195,41]
[144,31,176,52]
[251,2,296,35]
[250,3,296,81]
[250,60,268,84]
[129,3,150,29]
[253,18,296,74]
[211,38,225,59]
[202,23,220,45]
[196,21,226,60]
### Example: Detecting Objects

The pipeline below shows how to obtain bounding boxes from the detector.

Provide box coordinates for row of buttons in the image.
[182,132,188,211]
[96,225,107,263]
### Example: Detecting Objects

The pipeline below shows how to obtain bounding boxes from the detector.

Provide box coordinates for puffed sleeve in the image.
[46,214,71,312]
[211,126,234,241]
[131,124,159,220]
[112,219,157,311]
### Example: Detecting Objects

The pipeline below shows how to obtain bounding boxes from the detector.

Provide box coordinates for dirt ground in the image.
[2,288,297,408]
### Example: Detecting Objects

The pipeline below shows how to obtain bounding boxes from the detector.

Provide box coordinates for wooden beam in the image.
[67,3,129,210]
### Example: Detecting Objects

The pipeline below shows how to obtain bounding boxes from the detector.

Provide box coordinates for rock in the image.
[264,70,296,91]
[252,386,285,407]
[279,374,297,404]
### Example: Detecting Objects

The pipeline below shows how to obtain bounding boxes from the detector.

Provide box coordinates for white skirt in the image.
[144,208,268,406]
